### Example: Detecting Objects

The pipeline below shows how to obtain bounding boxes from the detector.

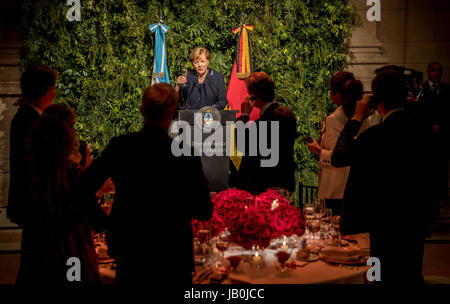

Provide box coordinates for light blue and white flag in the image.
[149,23,170,85]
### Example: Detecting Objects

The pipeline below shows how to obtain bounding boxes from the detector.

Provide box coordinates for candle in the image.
[271,199,279,211]
[252,252,262,265]
[280,240,288,252]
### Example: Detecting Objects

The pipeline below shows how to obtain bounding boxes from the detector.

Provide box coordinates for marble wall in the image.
[349,0,450,91]
[0,0,22,208]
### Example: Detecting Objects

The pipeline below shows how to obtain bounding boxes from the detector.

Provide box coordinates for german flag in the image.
[227,23,260,172]
[232,24,254,79]
[226,23,259,121]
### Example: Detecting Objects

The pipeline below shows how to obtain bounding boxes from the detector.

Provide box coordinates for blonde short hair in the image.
[189,48,211,63]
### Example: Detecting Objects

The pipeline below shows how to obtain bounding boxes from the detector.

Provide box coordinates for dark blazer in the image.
[8,103,40,226]
[332,109,433,283]
[76,125,213,286]
[417,80,449,133]
[416,81,449,205]
[179,68,228,110]
[235,102,298,194]
[17,166,107,284]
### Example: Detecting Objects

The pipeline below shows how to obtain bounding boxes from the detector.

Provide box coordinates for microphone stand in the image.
[183,70,196,110]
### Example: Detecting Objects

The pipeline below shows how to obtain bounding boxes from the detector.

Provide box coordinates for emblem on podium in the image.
[195,106,221,131]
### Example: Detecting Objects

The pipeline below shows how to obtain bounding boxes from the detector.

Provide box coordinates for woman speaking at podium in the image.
[175,47,228,110]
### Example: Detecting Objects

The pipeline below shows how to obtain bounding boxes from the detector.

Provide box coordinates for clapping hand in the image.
[175,76,187,92]
[307,139,322,154]
[352,94,374,122]
[407,92,417,103]
[177,76,187,86]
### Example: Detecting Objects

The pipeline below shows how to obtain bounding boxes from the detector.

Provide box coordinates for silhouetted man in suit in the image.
[332,70,433,283]
[235,72,298,194]
[76,83,212,287]
[8,64,57,226]
[417,62,449,210]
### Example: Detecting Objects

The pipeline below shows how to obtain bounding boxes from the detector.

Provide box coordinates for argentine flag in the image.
[149,23,170,85]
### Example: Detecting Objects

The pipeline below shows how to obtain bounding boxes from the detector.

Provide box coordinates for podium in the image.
[174,109,239,192]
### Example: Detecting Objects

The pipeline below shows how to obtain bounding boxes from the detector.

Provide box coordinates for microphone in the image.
[183,70,196,109]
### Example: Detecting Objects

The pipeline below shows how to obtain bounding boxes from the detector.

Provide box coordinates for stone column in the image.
[347,0,388,91]
[0,0,22,209]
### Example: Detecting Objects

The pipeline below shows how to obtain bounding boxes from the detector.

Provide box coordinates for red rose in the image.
[276,251,290,264]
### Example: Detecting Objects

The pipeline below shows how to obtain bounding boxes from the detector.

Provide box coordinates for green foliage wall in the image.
[21,0,358,187]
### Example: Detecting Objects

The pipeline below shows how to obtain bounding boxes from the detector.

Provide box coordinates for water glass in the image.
[303,204,315,238]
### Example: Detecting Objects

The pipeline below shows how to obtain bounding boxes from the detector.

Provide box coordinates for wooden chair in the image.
[298,182,318,210]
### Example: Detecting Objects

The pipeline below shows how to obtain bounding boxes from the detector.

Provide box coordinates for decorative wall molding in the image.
[347,1,388,91]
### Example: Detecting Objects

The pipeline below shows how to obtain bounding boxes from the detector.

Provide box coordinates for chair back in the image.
[298,182,318,210]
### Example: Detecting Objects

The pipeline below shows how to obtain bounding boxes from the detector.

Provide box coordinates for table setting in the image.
[191,189,371,284]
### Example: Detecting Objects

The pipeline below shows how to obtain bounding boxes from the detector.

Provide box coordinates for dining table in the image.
[97,233,371,284]
[193,233,371,284]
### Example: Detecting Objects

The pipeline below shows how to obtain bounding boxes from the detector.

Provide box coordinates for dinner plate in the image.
[296,253,319,262]
[319,252,368,265]
[326,239,350,246]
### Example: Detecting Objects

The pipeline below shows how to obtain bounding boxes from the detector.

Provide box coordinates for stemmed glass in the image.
[180,68,188,87]
[320,208,333,241]
[303,204,315,240]
[215,228,230,261]
[275,249,292,273]
[316,198,326,218]
[331,215,342,247]
[197,225,211,263]
[310,218,321,243]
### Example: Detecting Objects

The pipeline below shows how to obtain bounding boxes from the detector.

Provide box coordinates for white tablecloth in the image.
[207,233,371,284]
[100,234,371,284]
[227,257,369,284]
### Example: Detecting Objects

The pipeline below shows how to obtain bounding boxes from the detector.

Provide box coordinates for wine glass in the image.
[310,219,321,239]
[216,228,230,260]
[275,249,292,273]
[331,215,342,247]
[316,198,326,218]
[227,256,242,272]
[197,226,211,262]
[303,204,315,239]
[180,68,188,87]
[320,208,333,240]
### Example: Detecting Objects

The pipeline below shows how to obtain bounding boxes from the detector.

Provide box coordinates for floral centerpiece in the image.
[192,189,252,237]
[192,189,305,250]
[233,205,273,249]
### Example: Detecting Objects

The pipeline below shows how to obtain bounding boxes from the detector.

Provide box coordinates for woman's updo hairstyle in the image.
[330,71,363,106]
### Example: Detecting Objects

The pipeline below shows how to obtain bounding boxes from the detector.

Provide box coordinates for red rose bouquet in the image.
[233,206,273,250]
[192,189,253,237]
[256,189,290,210]
[270,203,305,238]
[192,189,305,249]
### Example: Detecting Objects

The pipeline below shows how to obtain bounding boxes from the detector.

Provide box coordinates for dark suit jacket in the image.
[76,125,213,286]
[332,109,433,283]
[416,81,449,203]
[8,103,40,226]
[179,68,228,110]
[417,80,449,129]
[235,102,297,194]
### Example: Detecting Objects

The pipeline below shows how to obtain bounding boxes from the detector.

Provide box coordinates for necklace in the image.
[198,74,206,83]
